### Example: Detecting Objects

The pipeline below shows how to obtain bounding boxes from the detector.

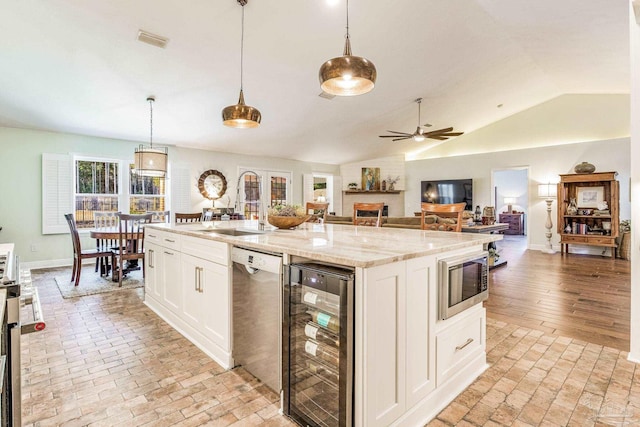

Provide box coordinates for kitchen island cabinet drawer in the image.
[181,235,229,265]
[146,229,181,250]
[436,307,484,386]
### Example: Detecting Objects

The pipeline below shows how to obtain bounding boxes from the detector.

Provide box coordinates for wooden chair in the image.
[420,202,466,232]
[111,213,152,287]
[93,211,119,275]
[64,214,112,287]
[176,212,203,223]
[306,202,329,223]
[353,202,384,227]
[148,210,170,223]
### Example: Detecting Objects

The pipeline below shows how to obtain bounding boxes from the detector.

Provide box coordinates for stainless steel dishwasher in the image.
[231,246,283,393]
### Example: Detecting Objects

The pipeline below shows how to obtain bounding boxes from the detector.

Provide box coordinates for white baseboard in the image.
[22,258,94,270]
[528,243,615,257]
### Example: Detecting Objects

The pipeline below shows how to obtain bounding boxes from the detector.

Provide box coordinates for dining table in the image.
[89,227,144,281]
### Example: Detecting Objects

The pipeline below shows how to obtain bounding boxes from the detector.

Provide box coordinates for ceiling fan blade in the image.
[392,137,411,142]
[385,130,414,136]
[379,135,405,138]
[423,127,454,136]
[435,132,464,137]
[427,135,449,140]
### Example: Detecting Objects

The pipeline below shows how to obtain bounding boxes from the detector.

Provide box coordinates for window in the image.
[74,159,120,229]
[238,168,292,219]
[129,165,166,213]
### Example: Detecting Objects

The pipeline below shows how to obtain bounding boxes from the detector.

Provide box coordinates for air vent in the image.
[319,91,336,100]
[137,30,169,49]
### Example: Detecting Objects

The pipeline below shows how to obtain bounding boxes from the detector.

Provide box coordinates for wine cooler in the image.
[283,263,355,427]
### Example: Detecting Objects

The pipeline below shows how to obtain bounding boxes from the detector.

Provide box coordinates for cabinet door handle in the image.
[147,234,157,238]
[164,251,174,255]
[165,239,175,243]
[455,338,474,351]
[149,249,154,268]
[198,267,204,293]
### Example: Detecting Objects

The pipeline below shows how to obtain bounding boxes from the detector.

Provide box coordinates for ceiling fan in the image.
[379,98,464,142]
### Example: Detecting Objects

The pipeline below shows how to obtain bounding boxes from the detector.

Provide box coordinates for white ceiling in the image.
[0,0,629,164]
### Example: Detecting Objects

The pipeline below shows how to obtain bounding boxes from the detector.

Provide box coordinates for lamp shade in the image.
[319,51,377,96]
[134,146,168,177]
[222,90,261,128]
[537,183,557,199]
[503,197,517,205]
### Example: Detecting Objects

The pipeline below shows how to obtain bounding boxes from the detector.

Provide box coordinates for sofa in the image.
[324,214,471,230]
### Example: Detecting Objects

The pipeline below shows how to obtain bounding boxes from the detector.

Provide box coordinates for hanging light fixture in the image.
[134,96,168,177]
[319,0,377,96]
[413,98,426,142]
[222,0,261,128]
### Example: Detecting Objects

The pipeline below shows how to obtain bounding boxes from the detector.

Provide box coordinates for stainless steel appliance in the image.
[438,251,489,320]
[283,263,355,427]
[231,246,283,393]
[0,248,46,427]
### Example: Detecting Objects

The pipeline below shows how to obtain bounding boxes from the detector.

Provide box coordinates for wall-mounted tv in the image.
[421,179,473,211]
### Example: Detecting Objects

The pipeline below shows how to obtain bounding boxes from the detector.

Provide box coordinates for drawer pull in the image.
[147,234,157,238]
[455,338,474,351]
[164,251,174,255]
[164,239,176,243]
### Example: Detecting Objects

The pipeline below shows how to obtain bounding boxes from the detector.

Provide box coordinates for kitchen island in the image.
[143,221,501,427]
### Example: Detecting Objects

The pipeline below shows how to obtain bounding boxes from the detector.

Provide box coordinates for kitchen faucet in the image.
[234,170,265,230]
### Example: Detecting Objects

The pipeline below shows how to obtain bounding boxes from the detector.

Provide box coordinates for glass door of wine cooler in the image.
[284,263,354,427]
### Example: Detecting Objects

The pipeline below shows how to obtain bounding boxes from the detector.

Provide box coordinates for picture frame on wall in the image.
[576,186,604,208]
[361,167,380,191]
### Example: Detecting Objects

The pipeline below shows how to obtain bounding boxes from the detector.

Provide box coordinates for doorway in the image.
[492,167,529,241]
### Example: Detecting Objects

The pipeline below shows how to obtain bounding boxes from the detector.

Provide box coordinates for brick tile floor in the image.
[23,267,640,426]
[429,320,640,426]
[22,267,296,427]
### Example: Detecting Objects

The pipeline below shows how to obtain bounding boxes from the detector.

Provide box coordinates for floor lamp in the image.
[538,183,557,254]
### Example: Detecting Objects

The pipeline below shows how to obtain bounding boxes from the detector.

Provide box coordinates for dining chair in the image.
[420,202,466,232]
[148,210,170,223]
[305,202,329,223]
[353,202,384,227]
[64,214,112,287]
[111,213,152,287]
[93,211,119,275]
[175,212,203,223]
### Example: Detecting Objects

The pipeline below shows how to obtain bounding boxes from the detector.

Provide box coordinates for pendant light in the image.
[319,0,377,96]
[134,96,168,177]
[222,0,261,128]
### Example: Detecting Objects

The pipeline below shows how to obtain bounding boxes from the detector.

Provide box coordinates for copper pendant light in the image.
[222,0,261,128]
[319,0,376,96]
[134,96,168,177]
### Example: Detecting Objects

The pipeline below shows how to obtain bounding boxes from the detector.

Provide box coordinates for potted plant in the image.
[386,175,400,191]
[348,182,358,190]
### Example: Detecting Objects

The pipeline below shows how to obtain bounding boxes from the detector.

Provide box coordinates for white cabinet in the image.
[357,250,486,427]
[160,247,182,315]
[181,253,230,351]
[144,242,160,301]
[144,229,232,368]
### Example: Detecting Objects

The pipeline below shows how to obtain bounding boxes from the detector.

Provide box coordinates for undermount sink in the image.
[200,228,267,236]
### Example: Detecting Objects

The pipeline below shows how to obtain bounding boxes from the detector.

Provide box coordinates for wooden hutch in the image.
[556,172,619,258]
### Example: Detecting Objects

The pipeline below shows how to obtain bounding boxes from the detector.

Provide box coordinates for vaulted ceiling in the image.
[0,0,629,164]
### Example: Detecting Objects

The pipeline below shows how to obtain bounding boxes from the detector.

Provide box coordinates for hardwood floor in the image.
[485,235,631,351]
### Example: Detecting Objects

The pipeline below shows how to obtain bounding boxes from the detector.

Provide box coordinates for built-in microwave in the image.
[438,251,489,320]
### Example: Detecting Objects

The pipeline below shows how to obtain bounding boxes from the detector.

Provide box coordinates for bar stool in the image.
[305,202,329,223]
[420,202,465,232]
[353,202,384,227]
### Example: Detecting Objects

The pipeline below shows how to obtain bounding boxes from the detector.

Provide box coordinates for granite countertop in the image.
[146,221,502,268]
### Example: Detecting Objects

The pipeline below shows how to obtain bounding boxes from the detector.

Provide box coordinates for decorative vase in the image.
[388,182,395,191]
[574,162,595,174]
[381,180,386,191]
[567,198,578,215]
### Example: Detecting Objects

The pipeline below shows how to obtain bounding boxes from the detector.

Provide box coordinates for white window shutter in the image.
[42,153,73,234]
[170,165,192,221]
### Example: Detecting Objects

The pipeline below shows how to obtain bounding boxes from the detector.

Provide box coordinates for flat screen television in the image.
[421,179,473,211]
